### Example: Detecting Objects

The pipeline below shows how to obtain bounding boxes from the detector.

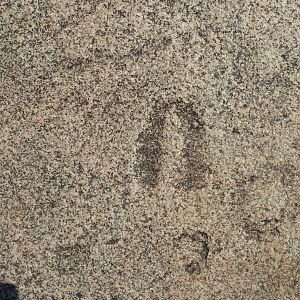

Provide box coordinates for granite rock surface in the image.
[1,1,299,299]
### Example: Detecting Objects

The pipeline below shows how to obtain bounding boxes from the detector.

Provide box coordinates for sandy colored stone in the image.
[0,1,299,299]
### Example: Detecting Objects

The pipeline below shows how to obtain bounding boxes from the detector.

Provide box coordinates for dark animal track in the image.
[136,101,208,190]
[175,102,208,190]
[136,104,166,188]
[175,230,209,274]
[243,218,280,241]
[191,231,209,259]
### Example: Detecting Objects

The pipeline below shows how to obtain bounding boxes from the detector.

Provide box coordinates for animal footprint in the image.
[175,231,209,274]
[136,100,208,191]
[135,101,210,273]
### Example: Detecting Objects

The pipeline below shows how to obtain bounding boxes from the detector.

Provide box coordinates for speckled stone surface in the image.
[1,1,299,299]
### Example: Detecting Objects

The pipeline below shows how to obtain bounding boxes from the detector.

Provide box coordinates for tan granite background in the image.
[1,1,299,299]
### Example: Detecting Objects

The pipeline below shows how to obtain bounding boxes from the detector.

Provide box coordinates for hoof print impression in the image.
[136,101,208,191]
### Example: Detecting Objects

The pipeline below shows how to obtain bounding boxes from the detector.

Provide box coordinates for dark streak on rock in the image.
[175,101,208,190]
[136,104,166,188]
[243,219,281,241]
[106,238,120,245]
[136,101,208,190]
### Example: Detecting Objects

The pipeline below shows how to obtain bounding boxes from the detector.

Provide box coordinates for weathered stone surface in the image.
[1,1,299,299]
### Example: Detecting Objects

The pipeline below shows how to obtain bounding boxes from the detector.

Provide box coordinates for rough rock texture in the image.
[1,1,299,299]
